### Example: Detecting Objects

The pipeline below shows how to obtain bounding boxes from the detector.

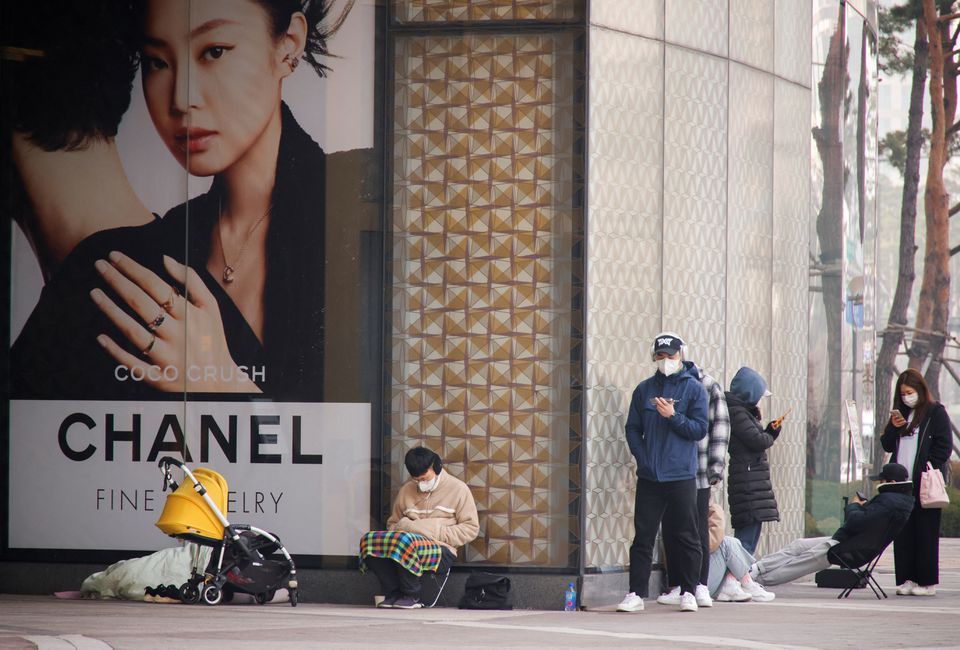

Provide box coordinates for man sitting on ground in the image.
[750,463,914,586]
[363,447,479,609]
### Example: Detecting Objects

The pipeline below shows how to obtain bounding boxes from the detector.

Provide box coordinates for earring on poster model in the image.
[284,54,300,72]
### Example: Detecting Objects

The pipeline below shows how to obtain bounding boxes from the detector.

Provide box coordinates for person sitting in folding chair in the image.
[360,447,479,609]
[748,463,914,587]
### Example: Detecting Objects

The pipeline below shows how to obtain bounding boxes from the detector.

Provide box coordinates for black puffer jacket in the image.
[726,392,780,529]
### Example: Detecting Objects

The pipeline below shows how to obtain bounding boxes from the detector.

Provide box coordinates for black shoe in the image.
[378,592,400,608]
[392,596,423,609]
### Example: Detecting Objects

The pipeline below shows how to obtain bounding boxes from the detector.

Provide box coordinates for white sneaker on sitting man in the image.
[910,585,936,596]
[616,592,645,612]
[741,578,775,602]
[715,575,752,602]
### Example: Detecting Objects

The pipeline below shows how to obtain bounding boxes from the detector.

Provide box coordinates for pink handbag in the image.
[920,462,950,509]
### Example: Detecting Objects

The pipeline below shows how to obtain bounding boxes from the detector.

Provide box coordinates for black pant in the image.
[367,547,456,597]
[894,502,942,586]
[629,477,702,596]
[665,486,711,588]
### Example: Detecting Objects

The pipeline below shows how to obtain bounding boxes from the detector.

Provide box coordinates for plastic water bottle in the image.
[564,581,577,611]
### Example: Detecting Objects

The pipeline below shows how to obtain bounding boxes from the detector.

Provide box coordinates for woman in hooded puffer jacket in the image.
[725,367,781,554]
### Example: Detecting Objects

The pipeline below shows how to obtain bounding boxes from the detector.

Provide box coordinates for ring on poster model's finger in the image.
[160,288,178,313]
[147,311,166,332]
[143,332,157,356]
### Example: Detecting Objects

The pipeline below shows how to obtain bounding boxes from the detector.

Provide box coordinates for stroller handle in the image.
[158,456,185,469]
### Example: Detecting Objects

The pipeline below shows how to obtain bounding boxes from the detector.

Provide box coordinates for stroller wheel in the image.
[290,588,298,607]
[179,583,200,605]
[202,584,223,606]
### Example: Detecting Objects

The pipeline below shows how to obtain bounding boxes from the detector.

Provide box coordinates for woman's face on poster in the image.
[140,0,290,177]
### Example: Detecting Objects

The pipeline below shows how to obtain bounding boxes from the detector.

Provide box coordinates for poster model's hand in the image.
[90,252,261,393]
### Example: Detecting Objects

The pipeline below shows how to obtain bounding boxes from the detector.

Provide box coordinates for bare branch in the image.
[952,244,960,257]
[950,202,960,216]
[938,11,960,23]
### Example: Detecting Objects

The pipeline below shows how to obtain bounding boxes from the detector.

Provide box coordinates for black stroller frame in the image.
[158,457,299,607]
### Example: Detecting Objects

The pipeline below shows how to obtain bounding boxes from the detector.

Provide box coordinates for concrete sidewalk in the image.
[2,541,960,649]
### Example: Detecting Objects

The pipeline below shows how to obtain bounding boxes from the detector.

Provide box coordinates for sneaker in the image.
[679,591,698,612]
[896,580,918,596]
[715,577,752,602]
[694,584,713,608]
[656,586,681,605]
[911,585,936,596]
[742,580,775,602]
[616,592,645,612]
[392,596,423,609]
[377,593,400,608]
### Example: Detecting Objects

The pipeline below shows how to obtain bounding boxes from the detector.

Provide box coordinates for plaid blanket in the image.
[359,531,443,577]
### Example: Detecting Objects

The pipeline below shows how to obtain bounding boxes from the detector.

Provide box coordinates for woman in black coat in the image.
[881,368,953,596]
[725,367,781,554]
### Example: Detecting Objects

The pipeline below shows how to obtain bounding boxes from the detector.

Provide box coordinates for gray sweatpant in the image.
[754,536,838,586]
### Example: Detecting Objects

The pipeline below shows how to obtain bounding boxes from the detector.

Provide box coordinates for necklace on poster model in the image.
[217,199,271,284]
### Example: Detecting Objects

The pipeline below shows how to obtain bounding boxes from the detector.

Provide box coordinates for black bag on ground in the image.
[815,568,867,589]
[458,572,513,609]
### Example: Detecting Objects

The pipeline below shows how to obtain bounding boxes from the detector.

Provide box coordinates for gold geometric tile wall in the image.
[393,0,579,23]
[389,33,581,567]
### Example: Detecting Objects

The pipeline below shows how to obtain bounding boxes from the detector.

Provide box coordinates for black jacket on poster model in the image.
[725,392,780,530]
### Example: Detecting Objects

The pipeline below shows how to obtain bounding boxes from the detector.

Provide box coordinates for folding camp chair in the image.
[825,515,908,600]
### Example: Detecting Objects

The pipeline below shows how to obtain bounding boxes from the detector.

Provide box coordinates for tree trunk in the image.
[812,6,847,483]
[875,18,927,467]
[911,0,954,400]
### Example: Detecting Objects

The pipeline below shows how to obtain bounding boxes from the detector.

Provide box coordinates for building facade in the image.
[1,0,878,608]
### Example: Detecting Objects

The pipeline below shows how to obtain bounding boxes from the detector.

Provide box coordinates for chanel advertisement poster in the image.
[3,0,375,555]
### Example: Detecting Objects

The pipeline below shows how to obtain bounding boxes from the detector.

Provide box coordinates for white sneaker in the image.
[616,592,645,612]
[656,586,681,605]
[896,580,918,595]
[715,576,752,602]
[911,585,936,596]
[742,580,775,602]
[679,591,698,612]
[694,584,713,607]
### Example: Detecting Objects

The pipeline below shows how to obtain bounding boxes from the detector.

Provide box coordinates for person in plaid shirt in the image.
[657,363,730,609]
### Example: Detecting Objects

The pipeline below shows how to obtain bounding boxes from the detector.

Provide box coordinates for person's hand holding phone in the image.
[653,397,676,419]
[890,408,906,428]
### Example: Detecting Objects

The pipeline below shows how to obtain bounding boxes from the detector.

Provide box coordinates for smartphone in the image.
[856,490,867,502]
[649,397,680,405]
[890,409,903,420]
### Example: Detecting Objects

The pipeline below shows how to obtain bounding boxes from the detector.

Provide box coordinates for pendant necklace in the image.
[218,199,271,284]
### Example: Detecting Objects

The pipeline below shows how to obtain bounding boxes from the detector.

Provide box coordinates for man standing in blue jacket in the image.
[617,332,709,613]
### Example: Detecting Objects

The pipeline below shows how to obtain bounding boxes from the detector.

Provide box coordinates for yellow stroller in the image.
[156,457,298,606]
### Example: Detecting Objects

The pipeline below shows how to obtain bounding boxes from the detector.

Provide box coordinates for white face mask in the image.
[417,474,440,492]
[657,358,682,376]
[901,393,919,408]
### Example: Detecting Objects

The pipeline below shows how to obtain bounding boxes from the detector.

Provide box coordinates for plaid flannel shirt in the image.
[696,368,730,489]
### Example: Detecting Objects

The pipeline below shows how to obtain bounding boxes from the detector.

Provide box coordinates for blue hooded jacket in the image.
[625,360,709,481]
[729,367,768,406]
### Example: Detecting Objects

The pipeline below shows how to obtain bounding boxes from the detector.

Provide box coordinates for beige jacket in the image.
[708,502,726,553]
[387,470,480,553]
